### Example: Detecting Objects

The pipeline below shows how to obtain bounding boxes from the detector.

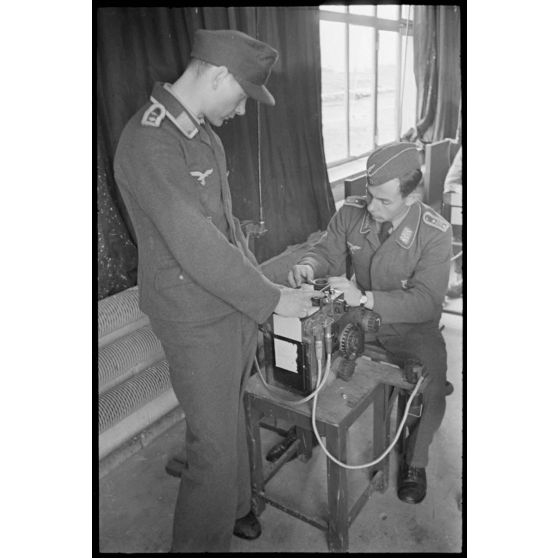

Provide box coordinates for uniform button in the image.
[179,274,184,280]
[206,216,212,222]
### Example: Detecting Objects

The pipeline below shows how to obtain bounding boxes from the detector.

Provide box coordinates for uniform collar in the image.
[391,204,412,232]
[361,202,421,250]
[393,201,421,249]
[150,82,202,140]
[373,204,411,235]
[359,212,381,250]
[163,83,204,125]
[359,211,373,235]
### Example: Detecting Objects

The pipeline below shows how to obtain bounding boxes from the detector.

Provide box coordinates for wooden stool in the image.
[244,358,400,552]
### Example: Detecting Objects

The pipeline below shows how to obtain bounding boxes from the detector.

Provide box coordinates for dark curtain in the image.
[96,6,334,299]
[412,5,461,143]
[97,111,138,299]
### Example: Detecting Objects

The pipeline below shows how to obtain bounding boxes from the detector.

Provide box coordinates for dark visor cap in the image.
[191,29,279,106]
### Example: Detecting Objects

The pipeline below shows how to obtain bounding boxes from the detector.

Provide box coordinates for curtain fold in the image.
[96,6,334,299]
[97,112,138,299]
[412,5,461,143]
[250,7,335,261]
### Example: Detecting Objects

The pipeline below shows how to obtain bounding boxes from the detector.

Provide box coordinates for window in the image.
[319,5,416,168]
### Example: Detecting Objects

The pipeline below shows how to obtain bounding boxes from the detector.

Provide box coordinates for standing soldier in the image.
[114,29,316,553]
[288,141,452,504]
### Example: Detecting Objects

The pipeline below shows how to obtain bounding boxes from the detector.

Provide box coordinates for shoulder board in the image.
[422,211,450,232]
[141,101,166,128]
[344,195,367,209]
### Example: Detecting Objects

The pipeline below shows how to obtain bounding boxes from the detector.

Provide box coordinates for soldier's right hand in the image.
[274,287,319,318]
[287,264,315,288]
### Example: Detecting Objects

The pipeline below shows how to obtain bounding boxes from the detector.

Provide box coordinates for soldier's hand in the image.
[328,276,362,307]
[287,264,315,288]
[274,287,320,318]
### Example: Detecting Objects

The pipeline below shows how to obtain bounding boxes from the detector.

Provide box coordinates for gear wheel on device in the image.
[338,323,364,360]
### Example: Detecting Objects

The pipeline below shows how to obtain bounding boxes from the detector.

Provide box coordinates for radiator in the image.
[98,286,149,349]
[98,325,164,395]
[99,360,171,433]
[99,389,179,460]
[98,286,180,467]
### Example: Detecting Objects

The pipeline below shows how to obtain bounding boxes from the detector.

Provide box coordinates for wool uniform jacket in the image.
[114,82,280,325]
[298,197,452,326]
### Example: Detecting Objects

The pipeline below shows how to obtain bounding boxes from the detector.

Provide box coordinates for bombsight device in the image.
[261,278,382,396]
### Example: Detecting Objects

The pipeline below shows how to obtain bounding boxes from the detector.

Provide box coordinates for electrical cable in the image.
[253,339,425,470]
[310,357,424,470]
[254,347,333,405]
[256,93,264,225]
[255,8,265,227]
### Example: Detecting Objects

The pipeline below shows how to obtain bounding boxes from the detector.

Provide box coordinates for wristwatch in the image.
[359,290,368,307]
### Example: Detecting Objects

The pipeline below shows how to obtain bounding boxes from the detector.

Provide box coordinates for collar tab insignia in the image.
[149,83,200,139]
[166,111,199,139]
[399,226,413,246]
[395,203,421,249]
[141,101,166,127]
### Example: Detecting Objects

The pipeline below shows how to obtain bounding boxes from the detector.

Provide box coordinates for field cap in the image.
[191,29,279,106]
[366,141,421,186]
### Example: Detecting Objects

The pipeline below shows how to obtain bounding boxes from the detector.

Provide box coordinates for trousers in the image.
[370,321,447,468]
[150,311,258,553]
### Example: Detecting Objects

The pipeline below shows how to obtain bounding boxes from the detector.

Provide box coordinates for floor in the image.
[98,304,462,553]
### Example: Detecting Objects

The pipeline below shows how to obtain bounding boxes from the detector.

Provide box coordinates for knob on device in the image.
[331,307,382,382]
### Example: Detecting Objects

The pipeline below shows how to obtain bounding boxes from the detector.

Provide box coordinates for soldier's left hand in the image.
[328,276,362,307]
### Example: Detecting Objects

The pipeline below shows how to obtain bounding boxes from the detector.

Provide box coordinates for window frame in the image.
[320,6,414,168]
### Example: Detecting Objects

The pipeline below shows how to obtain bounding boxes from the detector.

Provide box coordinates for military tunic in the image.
[298,197,453,468]
[114,82,280,325]
[114,82,280,552]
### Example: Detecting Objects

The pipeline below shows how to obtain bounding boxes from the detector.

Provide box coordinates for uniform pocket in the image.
[154,266,191,291]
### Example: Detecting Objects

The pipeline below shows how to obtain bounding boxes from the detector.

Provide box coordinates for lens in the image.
[312,278,329,291]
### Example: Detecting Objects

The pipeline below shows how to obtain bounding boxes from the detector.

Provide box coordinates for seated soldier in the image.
[284,141,452,504]
[443,146,463,298]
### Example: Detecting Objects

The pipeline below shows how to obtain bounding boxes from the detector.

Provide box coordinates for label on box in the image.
[273,314,302,342]
[274,338,299,373]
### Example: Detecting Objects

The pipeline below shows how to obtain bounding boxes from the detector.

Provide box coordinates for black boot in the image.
[397,462,427,504]
[165,453,188,478]
[265,426,298,463]
[233,510,262,540]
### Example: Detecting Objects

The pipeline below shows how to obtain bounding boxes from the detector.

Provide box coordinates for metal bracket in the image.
[241,220,268,241]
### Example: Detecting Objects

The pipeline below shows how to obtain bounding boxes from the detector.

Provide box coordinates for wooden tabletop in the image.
[245,357,390,428]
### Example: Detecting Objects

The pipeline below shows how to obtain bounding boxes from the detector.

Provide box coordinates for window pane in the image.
[400,34,416,137]
[349,24,374,157]
[377,30,398,145]
[319,5,347,13]
[320,20,348,163]
[349,5,374,16]
[377,5,400,20]
[401,4,413,21]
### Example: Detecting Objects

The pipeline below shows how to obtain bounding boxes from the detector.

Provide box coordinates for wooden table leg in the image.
[295,425,314,462]
[396,390,408,457]
[325,424,349,552]
[244,395,266,516]
[371,384,389,493]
